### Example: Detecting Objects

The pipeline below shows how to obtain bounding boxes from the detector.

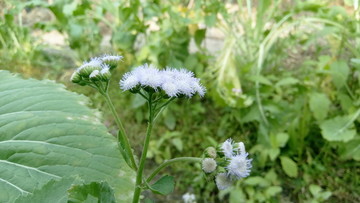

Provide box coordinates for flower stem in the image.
[146,157,202,183]
[103,92,137,171]
[132,93,154,203]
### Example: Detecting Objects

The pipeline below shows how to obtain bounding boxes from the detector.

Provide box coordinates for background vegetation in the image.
[1,0,360,202]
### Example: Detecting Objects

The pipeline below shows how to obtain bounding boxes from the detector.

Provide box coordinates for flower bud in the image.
[78,59,102,78]
[202,158,217,173]
[99,65,111,81]
[101,55,123,70]
[205,147,217,159]
[70,71,81,83]
[215,173,232,190]
[89,70,101,81]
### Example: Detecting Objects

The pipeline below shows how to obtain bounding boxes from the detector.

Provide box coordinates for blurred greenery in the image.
[1,0,360,202]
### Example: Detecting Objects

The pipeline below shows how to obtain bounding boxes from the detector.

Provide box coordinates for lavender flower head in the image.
[119,64,206,98]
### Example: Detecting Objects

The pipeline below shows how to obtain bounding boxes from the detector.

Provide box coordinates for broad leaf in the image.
[280,156,298,178]
[149,175,174,195]
[0,71,134,202]
[68,181,116,203]
[320,113,358,142]
[340,137,360,161]
[15,177,82,203]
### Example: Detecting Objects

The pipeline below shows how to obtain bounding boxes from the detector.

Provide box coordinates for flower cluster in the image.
[201,139,252,190]
[120,64,206,98]
[71,54,122,85]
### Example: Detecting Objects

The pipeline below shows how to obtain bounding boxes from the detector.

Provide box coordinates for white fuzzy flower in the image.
[226,153,252,180]
[137,64,163,89]
[119,65,206,98]
[89,70,100,78]
[100,64,110,74]
[215,173,232,190]
[100,54,123,62]
[182,192,196,203]
[221,139,234,158]
[77,58,102,73]
[120,72,139,90]
[237,142,246,155]
[202,158,217,173]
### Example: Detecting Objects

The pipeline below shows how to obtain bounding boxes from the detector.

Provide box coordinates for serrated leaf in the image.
[149,175,174,195]
[320,113,359,142]
[309,92,331,121]
[0,71,134,203]
[280,156,298,178]
[68,181,116,203]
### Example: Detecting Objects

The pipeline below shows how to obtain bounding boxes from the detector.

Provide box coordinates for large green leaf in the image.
[0,71,134,202]
[320,112,359,142]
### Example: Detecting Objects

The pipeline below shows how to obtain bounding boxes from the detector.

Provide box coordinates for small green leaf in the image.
[244,176,270,187]
[131,94,146,108]
[330,60,349,89]
[276,133,289,148]
[280,156,298,178]
[149,175,174,195]
[268,148,280,161]
[275,77,299,87]
[205,14,216,27]
[265,186,282,197]
[68,181,116,203]
[171,138,183,152]
[164,111,176,130]
[309,92,331,121]
[320,114,358,142]
[194,29,206,47]
[309,184,322,196]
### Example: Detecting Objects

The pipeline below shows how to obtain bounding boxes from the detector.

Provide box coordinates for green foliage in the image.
[68,181,116,203]
[0,71,134,202]
[280,156,298,178]
[149,175,175,195]
[15,177,82,203]
[2,0,360,202]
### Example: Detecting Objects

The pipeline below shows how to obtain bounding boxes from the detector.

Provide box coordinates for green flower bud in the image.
[205,147,217,159]
[70,71,81,83]
[78,59,102,78]
[100,55,123,70]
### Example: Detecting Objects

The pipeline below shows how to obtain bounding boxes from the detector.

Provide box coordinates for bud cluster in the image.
[71,54,123,86]
[201,139,252,190]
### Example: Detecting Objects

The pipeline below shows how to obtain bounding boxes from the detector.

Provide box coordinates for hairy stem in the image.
[146,157,202,183]
[132,93,154,203]
[103,92,137,170]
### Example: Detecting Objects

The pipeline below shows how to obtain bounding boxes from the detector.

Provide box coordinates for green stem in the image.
[103,92,137,170]
[146,157,202,183]
[132,93,154,203]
